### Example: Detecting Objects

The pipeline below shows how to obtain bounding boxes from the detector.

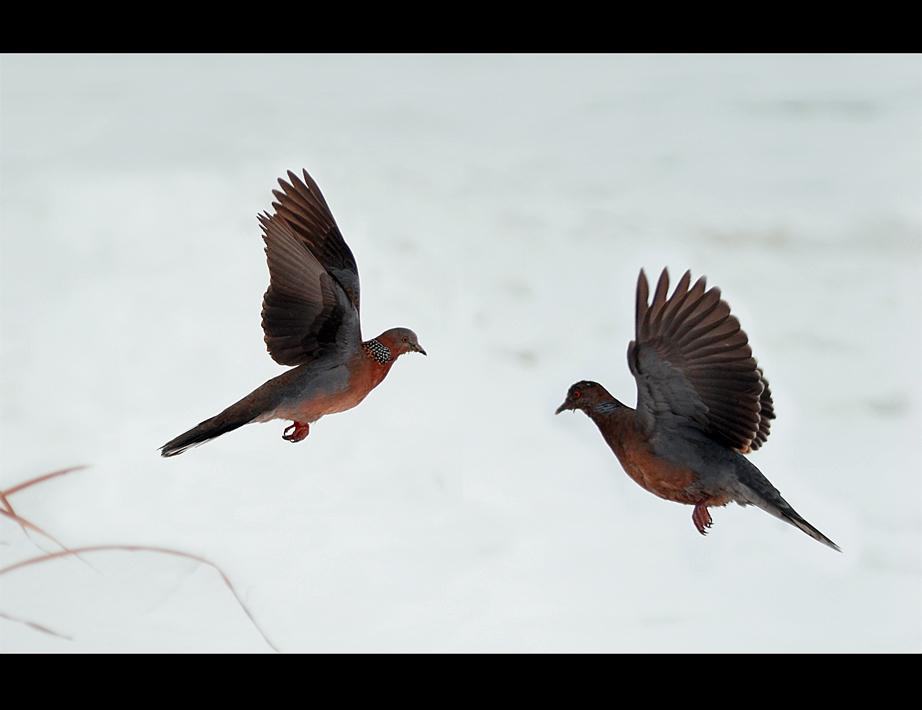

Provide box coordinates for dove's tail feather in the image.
[160,406,255,457]
[734,453,840,552]
[774,505,841,552]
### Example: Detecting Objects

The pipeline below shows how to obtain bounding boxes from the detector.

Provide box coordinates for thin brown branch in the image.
[0,507,73,553]
[0,611,73,641]
[0,467,87,560]
[1,465,88,499]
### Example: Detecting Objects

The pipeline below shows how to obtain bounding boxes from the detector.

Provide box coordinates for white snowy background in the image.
[1,54,919,652]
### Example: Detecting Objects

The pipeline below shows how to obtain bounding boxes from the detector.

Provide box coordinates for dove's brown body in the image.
[596,412,704,505]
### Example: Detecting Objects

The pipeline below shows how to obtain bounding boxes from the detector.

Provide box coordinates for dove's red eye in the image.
[574,391,581,399]
[402,336,408,343]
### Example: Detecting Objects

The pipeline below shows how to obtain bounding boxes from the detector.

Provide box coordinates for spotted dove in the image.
[556,268,839,550]
[161,170,425,457]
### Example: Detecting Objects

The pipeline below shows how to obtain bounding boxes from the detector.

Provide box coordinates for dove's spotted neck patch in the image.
[594,401,620,416]
[363,339,392,364]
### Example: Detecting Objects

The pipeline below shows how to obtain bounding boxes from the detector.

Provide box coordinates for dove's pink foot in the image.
[283,422,310,442]
[692,498,713,535]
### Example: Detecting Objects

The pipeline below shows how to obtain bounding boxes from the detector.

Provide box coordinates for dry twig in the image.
[1,467,278,651]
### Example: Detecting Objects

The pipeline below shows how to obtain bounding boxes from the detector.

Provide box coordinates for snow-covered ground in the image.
[2,54,919,652]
